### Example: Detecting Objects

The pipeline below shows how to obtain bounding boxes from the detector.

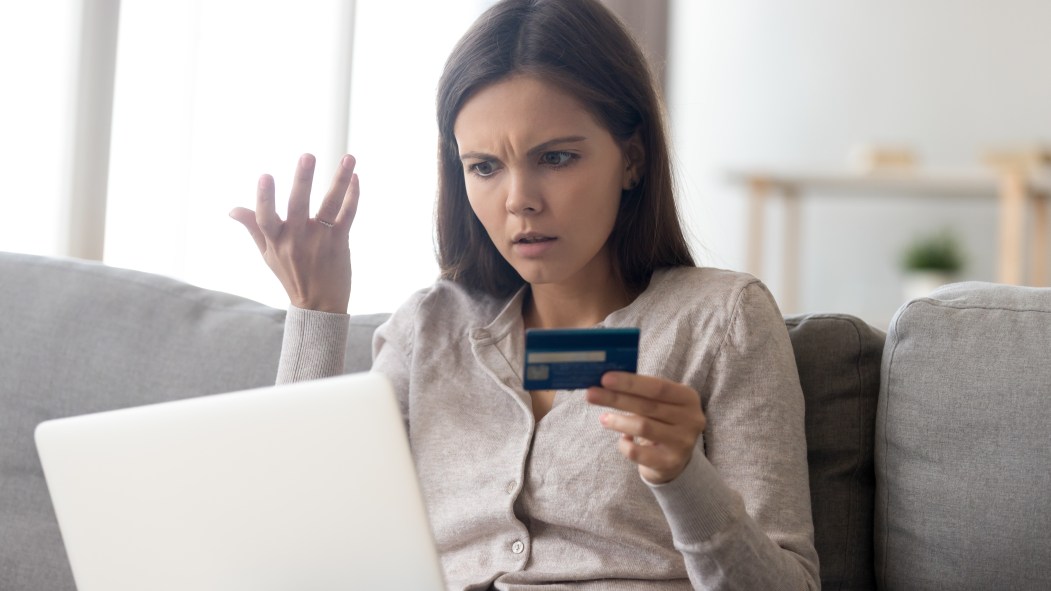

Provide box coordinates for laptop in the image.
[35,372,446,591]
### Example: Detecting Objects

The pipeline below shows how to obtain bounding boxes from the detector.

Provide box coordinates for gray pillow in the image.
[875,282,1051,590]
[786,313,885,591]
[0,251,390,591]
[0,253,287,591]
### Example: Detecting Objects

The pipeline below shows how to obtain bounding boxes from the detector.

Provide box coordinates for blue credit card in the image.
[523,327,640,390]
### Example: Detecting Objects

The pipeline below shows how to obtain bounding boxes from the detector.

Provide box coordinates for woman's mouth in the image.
[512,233,557,257]
[515,236,555,244]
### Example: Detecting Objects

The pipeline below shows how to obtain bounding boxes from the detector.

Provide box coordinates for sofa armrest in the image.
[875,282,1051,590]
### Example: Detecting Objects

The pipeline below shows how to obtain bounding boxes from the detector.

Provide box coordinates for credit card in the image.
[523,327,640,390]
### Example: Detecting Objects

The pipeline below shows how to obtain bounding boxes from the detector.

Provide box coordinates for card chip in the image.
[526,364,550,381]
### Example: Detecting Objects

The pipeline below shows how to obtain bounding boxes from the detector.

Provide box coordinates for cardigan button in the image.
[511,540,525,554]
[505,480,517,494]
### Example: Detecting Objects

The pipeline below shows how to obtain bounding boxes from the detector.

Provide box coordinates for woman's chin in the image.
[513,267,562,287]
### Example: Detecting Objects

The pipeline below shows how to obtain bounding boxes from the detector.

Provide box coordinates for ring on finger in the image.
[316,217,335,228]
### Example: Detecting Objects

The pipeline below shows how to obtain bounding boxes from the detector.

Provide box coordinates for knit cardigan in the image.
[276,266,820,590]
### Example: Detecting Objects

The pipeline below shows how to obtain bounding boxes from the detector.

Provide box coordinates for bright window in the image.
[105,1,486,313]
[0,1,78,256]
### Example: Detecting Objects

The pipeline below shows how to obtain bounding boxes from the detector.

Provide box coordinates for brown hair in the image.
[435,0,694,298]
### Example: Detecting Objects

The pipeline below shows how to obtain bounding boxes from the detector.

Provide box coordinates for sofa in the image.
[1,250,1048,590]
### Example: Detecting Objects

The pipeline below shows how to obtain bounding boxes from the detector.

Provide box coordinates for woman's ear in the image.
[622,131,645,190]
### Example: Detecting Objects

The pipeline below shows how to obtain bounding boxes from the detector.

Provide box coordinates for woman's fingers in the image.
[600,372,696,406]
[586,373,705,428]
[233,154,357,313]
[601,413,697,484]
[255,174,281,237]
[316,154,356,229]
[614,434,686,479]
[286,153,317,223]
[599,412,696,450]
[334,172,360,231]
[587,372,707,483]
[586,387,675,424]
[228,207,267,254]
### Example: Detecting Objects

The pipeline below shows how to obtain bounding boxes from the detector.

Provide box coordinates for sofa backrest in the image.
[876,282,1051,591]
[1,252,884,591]
[0,252,286,589]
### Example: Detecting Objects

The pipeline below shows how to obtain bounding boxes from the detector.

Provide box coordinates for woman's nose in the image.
[505,172,543,215]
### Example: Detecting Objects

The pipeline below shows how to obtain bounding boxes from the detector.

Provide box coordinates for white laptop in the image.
[35,372,445,591]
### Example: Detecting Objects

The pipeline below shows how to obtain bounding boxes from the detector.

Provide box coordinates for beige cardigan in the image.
[277,266,819,590]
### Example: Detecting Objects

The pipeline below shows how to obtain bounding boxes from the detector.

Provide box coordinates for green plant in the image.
[902,230,965,273]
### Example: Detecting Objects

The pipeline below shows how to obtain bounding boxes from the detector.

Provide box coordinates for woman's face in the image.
[454,75,637,292]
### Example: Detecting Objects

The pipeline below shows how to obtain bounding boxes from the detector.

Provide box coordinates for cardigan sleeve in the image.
[647,280,821,591]
[275,305,350,384]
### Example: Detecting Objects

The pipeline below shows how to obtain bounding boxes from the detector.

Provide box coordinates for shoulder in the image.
[623,267,789,390]
[629,266,786,354]
[654,268,790,358]
[406,279,508,320]
[380,279,512,340]
[645,266,778,318]
[650,266,759,294]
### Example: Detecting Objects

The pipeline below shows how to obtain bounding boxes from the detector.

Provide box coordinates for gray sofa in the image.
[1,251,1048,590]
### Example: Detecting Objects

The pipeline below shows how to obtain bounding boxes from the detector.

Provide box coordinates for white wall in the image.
[666,0,1051,326]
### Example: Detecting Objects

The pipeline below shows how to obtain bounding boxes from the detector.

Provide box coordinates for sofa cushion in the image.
[786,314,884,591]
[876,282,1051,590]
[0,252,290,590]
[0,252,388,591]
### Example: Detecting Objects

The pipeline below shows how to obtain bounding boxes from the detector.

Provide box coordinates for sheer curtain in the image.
[342,1,487,314]
[0,2,80,257]
[104,0,486,313]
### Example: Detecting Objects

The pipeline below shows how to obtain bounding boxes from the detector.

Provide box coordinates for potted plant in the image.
[901,230,965,301]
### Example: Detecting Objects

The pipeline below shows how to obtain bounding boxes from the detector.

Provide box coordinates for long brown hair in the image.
[435,0,694,298]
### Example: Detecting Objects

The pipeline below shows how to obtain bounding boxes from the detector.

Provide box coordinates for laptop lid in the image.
[35,372,445,591]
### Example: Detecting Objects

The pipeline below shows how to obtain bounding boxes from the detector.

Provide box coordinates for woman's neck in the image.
[523,277,634,329]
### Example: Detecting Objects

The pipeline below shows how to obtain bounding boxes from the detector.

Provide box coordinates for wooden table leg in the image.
[1032,193,1049,286]
[746,178,769,279]
[997,169,1027,285]
[782,186,801,314]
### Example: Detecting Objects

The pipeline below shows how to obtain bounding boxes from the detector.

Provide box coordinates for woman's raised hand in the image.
[229,153,360,314]
[586,372,707,485]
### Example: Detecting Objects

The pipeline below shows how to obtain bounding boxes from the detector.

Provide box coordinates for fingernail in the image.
[342,154,352,168]
[300,153,315,166]
[599,413,609,425]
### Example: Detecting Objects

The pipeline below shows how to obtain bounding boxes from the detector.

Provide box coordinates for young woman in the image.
[231,1,819,589]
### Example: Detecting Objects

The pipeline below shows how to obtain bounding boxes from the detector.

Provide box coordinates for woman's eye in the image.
[541,151,574,167]
[470,161,496,177]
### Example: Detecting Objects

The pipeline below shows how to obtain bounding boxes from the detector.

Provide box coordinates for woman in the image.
[231,0,819,589]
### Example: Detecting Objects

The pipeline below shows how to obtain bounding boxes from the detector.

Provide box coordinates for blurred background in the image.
[2,0,1049,328]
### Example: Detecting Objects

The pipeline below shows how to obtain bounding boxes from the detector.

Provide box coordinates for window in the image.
[0,1,79,256]
[103,0,487,312]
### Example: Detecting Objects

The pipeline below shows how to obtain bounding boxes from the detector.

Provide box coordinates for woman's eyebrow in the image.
[527,135,587,156]
[459,150,493,162]
[458,135,588,162]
